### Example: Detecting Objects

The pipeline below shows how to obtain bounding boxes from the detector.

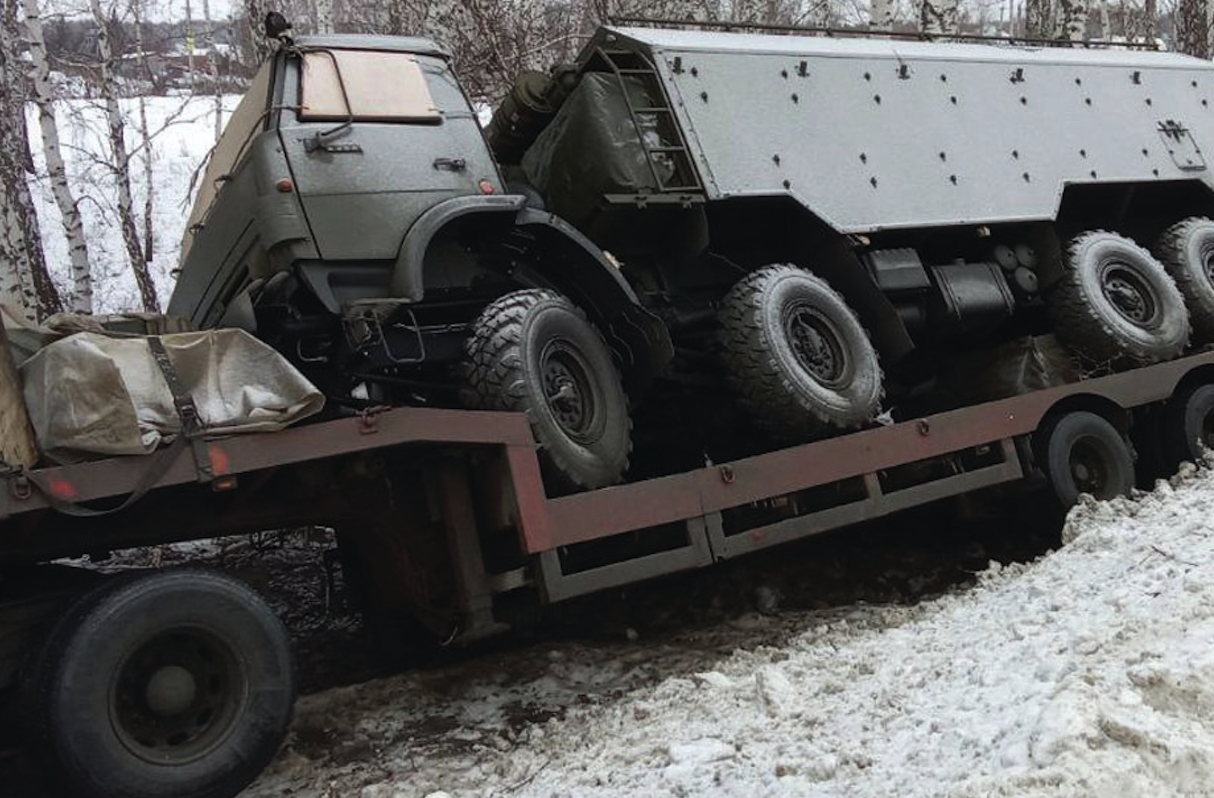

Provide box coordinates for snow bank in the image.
[248,463,1214,798]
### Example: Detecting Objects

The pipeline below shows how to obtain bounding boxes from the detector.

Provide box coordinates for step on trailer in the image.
[1,349,1213,798]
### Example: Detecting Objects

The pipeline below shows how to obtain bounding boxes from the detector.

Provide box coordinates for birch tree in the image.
[1175,0,1209,57]
[24,0,92,313]
[1123,0,1158,41]
[920,0,959,34]
[202,0,222,140]
[870,0,897,28]
[0,0,61,322]
[130,0,156,265]
[1025,0,1056,37]
[90,0,158,312]
[1055,0,1089,39]
[245,0,272,64]
[315,0,334,33]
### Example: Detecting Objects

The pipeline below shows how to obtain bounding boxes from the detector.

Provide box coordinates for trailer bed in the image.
[5,351,1213,601]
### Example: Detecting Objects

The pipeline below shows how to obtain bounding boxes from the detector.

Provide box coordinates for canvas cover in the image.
[522,72,673,230]
[21,328,324,463]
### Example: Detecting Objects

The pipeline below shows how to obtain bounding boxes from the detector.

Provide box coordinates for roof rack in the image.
[606,15,1161,50]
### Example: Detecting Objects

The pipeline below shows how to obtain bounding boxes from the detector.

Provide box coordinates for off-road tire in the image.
[462,289,630,492]
[1048,230,1189,367]
[1154,216,1214,344]
[719,264,882,442]
[20,569,294,798]
[1035,411,1135,507]
[1164,383,1214,466]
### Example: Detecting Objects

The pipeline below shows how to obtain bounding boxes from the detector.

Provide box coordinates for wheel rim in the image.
[1069,438,1113,497]
[1199,241,1214,287]
[111,628,245,765]
[540,339,598,444]
[1100,260,1159,326]
[1191,395,1214,451]
[783,300,848,388]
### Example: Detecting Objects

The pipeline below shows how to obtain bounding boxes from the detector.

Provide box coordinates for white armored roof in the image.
[608,26,1208,71]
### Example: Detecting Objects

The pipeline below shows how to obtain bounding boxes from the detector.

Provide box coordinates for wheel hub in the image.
[1069,440,1108,495]
[785,303,845,386]
[541,342,596,442]
[145,665,198,717]
[113,629,242,763]
[1102,264,1156,324]
[1200,243,1214,286]
[1201,409,1214,451]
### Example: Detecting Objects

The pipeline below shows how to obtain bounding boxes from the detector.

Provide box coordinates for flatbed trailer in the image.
[3,349,1214,798]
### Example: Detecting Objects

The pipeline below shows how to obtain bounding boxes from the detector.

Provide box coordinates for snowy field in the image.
[229,464,1214,798]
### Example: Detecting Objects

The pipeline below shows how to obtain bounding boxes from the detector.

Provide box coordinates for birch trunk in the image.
[90,0,159,312]
[1025,0,1055,38]
[185,0,196,91]
[1097,0,1110,38]
[131,1,155,264]
[1141,0,1160,39]
[247,0,272,63]
[920,0,959,35]
[1055,0,1089,40]
[203,0,222,141]
[0,0,60,322]
[1176,0,1209,57]
[870,0,896,29]
[23,0,91,314]
[315,0,334,33]
[1142,0,1156,40]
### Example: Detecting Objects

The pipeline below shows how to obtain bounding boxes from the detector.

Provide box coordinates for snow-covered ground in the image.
[231,464,1214,798]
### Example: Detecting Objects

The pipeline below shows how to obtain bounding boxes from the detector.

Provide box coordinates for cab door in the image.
[280,47,501,264]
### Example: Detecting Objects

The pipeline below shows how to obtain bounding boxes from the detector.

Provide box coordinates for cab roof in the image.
[292,34,449,60]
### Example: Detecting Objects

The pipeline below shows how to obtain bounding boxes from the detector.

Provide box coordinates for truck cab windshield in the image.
[299,49,441,123]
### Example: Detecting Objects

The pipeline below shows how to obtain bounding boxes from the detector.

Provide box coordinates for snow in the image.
[230,462,1214,798]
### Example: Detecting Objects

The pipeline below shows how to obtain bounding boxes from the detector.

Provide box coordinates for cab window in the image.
[299,49,441,123]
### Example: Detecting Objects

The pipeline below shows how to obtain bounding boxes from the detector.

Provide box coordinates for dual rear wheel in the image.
[1035,381,1214,509]
[1036,412,1135,507]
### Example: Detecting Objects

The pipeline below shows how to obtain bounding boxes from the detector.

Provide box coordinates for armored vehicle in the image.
[170,24,1214,491]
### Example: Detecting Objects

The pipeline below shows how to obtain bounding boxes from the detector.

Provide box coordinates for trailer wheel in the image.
[1154,217,1214,344]
[22,569,294,798]
[1164,383,1214,465]
[462,288,630,491]
[1036,411,1134,507]
[1049,231,1189,367]
[719,264,882,441]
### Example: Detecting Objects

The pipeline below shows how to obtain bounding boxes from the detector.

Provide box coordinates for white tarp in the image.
[21,328,324,463]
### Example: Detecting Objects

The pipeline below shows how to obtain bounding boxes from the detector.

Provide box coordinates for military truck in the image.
[170,24,1214,493]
